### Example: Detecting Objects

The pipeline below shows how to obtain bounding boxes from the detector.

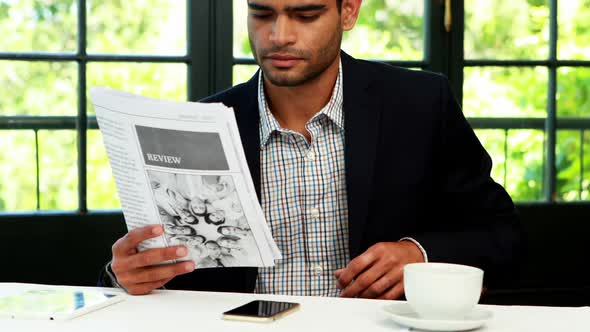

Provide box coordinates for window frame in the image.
[233,1,444,77]
[1,0,589,219]
[453,0,590,203]
[231,0,590,204]
[0,0,233,217]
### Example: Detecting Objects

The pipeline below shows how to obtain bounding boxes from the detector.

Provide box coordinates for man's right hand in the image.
[111,225,196,295]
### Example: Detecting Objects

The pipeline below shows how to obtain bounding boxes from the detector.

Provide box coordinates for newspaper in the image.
[89,87,281,268]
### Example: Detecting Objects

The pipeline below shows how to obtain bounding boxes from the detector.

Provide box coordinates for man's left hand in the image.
[335,241,424,300]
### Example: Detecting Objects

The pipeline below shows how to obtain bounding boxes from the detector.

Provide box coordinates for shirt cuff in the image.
[105,260,169,291]
[105,260,125,289]
[399,237,429,263]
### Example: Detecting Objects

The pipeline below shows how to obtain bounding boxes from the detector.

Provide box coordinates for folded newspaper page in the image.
[89,87,281,268]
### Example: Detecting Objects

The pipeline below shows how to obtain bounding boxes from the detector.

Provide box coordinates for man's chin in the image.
[263,70,308,87]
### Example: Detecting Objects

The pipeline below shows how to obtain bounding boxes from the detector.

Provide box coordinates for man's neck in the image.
[264,55,340,140]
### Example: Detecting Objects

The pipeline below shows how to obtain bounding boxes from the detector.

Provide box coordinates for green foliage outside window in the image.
[0,0,589,212]
[0,0,185,211]
[465,0,590,201]
[234,0,589,202]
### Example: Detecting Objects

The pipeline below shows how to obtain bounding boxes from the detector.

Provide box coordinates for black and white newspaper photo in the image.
[147,171,261,267]
[89,87,281,268]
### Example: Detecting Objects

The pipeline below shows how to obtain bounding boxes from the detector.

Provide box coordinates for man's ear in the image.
[341,0,362,31]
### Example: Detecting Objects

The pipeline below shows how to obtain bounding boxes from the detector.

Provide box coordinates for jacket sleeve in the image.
[97,260,120,288]
[411,76,526,286]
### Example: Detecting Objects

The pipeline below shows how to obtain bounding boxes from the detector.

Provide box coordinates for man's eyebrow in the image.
[248,3,273,11]
[248,3,326,12]
[285,4,327,12]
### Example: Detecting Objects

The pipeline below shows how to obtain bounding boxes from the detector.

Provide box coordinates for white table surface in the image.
[1,283,589,332]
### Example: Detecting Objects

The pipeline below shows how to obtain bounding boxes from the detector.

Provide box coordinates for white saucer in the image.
[382,303,493,331]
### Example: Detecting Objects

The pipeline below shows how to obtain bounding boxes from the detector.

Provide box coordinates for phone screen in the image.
[223,300,299,319]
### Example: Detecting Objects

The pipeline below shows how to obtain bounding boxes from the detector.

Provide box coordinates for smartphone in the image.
[222,300,300,323]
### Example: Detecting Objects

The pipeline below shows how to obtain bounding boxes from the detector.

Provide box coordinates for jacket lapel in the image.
[232,73,262,201]
[341,52,382,258]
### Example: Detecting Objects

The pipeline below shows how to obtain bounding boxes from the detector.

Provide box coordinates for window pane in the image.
[233,65,258,85]
[504,130,544,202]
[557,67,590,118]
[0,0,77,52]
[465,0,549,59]
[556,131,583,201]
[87,130,120,210]
[233,0,425,61]
[87,0,186,55]
[38,130,77,211]
[0,61,77,116]
[463,67,547,117]
[233,0,251,58]
[475,130,507,187]
[87,62,186,114]
[342,0,424,60]
[558,0,590,59]
[0,131,37,211]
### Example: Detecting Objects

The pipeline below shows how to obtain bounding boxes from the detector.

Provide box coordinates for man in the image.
[101,0,523,298]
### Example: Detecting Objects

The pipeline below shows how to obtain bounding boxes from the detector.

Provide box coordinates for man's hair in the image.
[205,240,219,247]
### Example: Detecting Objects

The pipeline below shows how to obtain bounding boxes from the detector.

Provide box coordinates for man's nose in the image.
[269,15,296,47]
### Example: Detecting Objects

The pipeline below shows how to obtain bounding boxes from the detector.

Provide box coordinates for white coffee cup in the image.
[404,262,483,320]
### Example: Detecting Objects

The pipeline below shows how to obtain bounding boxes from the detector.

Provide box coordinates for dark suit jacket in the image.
[101,52,523,292]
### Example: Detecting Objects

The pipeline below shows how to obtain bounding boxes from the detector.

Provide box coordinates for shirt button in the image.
[313,265,323,277]
[310,207,320,219]
[306,150,316,161]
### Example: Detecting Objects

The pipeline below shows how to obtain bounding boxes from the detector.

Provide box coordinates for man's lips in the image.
[265,54,303,68]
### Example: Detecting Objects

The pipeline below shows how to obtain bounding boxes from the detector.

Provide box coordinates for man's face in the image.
[206,243,221,258]
[247,0,343,87]
[179,210,196,223]
[220,226,236,236]
[190,199,206,214]
[210,210,225,223]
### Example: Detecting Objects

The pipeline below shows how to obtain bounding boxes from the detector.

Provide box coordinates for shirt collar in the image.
[258,60,344,147]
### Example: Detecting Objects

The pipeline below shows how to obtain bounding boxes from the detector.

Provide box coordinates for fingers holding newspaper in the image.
[91,87,282,284]
[111,225,196,295]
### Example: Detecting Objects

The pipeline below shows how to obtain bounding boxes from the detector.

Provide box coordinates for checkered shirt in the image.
[254,62,350,296]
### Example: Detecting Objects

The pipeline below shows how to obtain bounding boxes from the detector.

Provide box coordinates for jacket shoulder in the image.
[199,81,254,109]
[355,58,448,92]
